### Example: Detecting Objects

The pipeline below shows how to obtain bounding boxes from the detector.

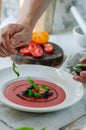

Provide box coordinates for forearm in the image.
[17,0,51,30]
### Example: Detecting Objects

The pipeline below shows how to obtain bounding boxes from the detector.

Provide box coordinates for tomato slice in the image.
[28,41,37,50]
[31,47,43,57]
[43,43,54,53]
[19,47,31,55]
[28,41,43,57]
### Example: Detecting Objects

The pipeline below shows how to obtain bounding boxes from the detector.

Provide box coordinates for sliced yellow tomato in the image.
[32,32,49,44]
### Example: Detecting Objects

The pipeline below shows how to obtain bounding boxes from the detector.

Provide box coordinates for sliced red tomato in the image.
[19,47,31,55]
[32,88,37,93]
[43,43,54,53]
[29,41,42,51]
[28,41,38,50]
[31,47,43,57]
[28,41,43,57]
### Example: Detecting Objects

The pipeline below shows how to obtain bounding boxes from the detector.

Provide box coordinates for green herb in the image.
[24,89,34,97]
[13,62,20,78]
[41,128,46,130]
[15,127,34,130]
[34,92,41,98]
[73,66,81,75]
[74,64,86,70]
[15,127,47,130]
[42,85,50,92]
[27,77,40,91]
[73,63,86,75]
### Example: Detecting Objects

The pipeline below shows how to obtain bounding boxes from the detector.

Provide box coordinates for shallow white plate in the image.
[0,64,84,113]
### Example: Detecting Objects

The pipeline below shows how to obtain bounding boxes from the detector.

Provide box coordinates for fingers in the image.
[73,71,86,83]
[11,26,32,47]
[0,23,32,57]
[0,24,24,57]
[80,71,86,77]
[12,32,30,44]
[0,43,16,57]
[0,47,12,57]
[1,34,15,52]
[2,24,24,37]
[74,55,86,83]
[79,55,86,64]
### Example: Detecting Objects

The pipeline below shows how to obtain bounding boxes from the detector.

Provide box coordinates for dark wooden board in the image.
[11,42,64,67]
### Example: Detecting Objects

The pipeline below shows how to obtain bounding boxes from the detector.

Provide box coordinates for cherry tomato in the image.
[28,41,38,50]
[28,41,43,57]
[29,41,42,51]
[32,88,37,93]
[31,47,43,57]
[43,43,54,53]
[19,47,31,55]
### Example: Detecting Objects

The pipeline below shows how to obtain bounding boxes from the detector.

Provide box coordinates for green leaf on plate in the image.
[15,127,47,130]
[42,85,50,92]
[41,128,46,130]
[13,62,20,78]
[27,77,40,91]
[15,127,34,130]
[34,92,41,98]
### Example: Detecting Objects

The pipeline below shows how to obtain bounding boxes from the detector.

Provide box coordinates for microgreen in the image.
[24,89,34,97]
[42,85,50,92]
[41,128,46,130]
[13,62,20,79]
[15,127,34,130]
[15,127,47,130]
[73,63,86,75]
[27,77,40,91]
[33,92,41,98]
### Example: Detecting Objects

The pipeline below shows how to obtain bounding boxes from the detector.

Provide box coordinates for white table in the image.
[0,31,86,130]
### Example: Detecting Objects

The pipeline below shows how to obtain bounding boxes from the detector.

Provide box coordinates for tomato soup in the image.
[4,79,66,108]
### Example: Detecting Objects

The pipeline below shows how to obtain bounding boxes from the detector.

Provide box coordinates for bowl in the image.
[73,26,86,48]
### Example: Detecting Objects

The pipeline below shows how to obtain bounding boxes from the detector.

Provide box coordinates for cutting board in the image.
[11,42,64,67]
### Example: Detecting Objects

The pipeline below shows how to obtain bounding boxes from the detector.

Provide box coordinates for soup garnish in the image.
[22,77,53,99]
[13,62,20,78]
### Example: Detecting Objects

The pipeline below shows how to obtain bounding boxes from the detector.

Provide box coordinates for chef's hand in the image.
[0,23,32,57]
[73,55,86,83]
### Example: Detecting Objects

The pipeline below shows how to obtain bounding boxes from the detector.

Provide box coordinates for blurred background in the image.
[0,0,86,34]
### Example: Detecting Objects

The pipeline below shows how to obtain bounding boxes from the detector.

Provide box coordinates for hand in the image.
[0,23,32,57]
[79,55,86,64]
[11,24,32,48]
[73,55,86,83]
[73,71,86,83]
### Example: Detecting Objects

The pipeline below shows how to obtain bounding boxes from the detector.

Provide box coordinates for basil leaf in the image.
[75,64,86,70]
[13,63,20,78]
[27,77,40,91]
[15,127,34,130]
[34,93,41,98]
[16,126,47,130]
[41,128,46,130]
[42,85,50,92]
[23,90,34,97]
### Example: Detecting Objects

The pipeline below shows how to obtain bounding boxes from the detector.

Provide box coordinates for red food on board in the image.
[19,47,31,55]
[28,41,38,51]
[29,41,43,57]
[30,47,43,57]
[43,43,54,53]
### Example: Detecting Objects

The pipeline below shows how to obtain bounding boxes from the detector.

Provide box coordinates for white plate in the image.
[0,64,84,113]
